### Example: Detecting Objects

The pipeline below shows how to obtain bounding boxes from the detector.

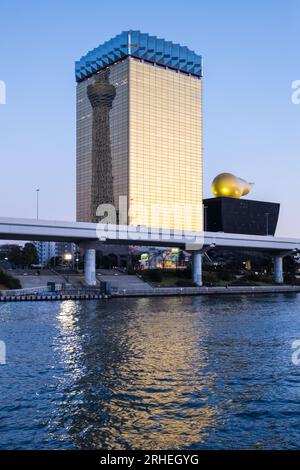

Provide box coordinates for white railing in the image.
[0,286,50,296]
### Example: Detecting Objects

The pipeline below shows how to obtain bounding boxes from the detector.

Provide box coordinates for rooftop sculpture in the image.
[212,173,253,199]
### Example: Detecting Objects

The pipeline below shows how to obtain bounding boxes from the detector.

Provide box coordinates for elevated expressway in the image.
[0,217,299,286]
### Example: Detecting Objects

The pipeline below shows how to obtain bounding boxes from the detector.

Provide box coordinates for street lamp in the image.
[64,253,72,266]
[204,205,208,232]
[36,189,40,220]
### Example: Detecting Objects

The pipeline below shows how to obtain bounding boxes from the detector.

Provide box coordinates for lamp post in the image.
[204,205,208,232]
[36,189,40,220]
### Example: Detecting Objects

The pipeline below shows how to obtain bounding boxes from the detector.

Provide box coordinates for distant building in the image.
[76,30,203,231]
[55,242,76,262]
[34,241,57,266]
[34,241,76,266]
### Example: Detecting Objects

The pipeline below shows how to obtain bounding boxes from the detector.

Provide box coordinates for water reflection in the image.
[54,298,218,449]
[2,295,300,449]
[57,301,85,376]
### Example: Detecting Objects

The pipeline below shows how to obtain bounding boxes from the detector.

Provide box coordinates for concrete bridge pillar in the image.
[274,255,284,284]
[192,251,203,286]
[84,248,97,286]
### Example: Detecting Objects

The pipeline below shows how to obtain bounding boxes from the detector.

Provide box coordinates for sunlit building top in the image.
[75,30,202,82]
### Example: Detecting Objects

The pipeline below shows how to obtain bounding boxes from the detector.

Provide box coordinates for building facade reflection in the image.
[54,298,218,449]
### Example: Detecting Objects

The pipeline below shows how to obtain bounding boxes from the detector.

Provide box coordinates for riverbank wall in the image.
[1,284,300,301]
[113,285,300,297]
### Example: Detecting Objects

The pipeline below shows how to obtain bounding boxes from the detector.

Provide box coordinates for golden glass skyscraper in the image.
[76,31,203,231]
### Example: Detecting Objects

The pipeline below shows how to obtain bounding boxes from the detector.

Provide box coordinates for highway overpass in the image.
[0,216,299,286]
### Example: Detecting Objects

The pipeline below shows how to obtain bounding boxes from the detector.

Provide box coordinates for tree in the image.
[22,243,39,267]
[96,251,103,269]
[0,244,23,266]
[48,256,62,267]
[108,253,118,268]
[0,269,21,289]
[101,256,110,269]
[284,255,296,274]
[178,250,186,268]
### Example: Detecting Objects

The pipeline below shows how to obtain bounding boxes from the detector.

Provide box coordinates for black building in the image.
[203,197,280,236]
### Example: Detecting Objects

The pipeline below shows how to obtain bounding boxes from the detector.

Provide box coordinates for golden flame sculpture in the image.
[212,173,253,199]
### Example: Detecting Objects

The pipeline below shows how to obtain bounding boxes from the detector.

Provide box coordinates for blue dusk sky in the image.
[0,0,299,236]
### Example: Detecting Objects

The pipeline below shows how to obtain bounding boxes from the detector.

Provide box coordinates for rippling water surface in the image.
[1,294,300,449]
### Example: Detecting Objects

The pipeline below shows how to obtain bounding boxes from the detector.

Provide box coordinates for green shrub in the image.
[230,278,257,286]
[218,270,234,282]
[127,268,136,275]
[179,268,192,279]
[257,275,274,284]
[202,271,219,284]
[175,280,196,287]
[0,269,21,289]
[284,273,296,285]
[141,269,163,283]
[245,272,259,282]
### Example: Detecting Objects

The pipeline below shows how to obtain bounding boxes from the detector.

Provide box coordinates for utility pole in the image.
[36,189,40,220]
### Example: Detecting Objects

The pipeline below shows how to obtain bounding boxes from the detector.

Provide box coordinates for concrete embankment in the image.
[1,267,300,301]
[0,292,109,302]
[1,285,299,301]
[112,285,300,297]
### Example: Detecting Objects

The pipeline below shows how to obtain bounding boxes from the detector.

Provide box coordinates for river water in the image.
[1,294,300,450]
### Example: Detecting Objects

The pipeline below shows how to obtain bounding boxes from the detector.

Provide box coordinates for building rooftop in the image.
[75,30,202,82]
